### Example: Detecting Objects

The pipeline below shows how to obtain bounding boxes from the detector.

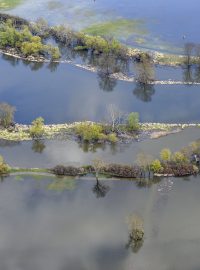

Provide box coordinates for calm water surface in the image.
[0,56,200,124]
[1,127,200,168]
[0,174,200,270]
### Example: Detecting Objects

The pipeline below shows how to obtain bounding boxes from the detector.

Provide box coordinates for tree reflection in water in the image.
[133,83,155,102]
[92,179,110,198]
[32,140,46,154]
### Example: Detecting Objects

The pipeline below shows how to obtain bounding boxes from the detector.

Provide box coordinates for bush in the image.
[75,122,103,142]
[127,112,140,131]
[52,165,82,176]
[150,159,163,173]
[172,151,188,164]
[160,148,171,162]
[29,117,45,138]
[0,103,15,128]
[103,163,141,178]
[107,133,118,143]
[162,162,197,176]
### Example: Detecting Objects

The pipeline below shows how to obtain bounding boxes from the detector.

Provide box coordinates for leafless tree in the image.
[107,104,124,132]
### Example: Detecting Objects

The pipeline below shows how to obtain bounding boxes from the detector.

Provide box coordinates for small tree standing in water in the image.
[92,158,110,198]
[92,158,105,181]
[126,214,144,253]
[134,53,155,84]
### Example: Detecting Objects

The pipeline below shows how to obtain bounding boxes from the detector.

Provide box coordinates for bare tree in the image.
[107,104,124,132]
[92,158,105,181]
[136,152,153,178]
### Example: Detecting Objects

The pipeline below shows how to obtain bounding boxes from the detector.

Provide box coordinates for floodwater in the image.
[3,0,200,53]
[0,56,200,124]
[0,127,200,168]
[0,2,200,269]
[0,173,200,270]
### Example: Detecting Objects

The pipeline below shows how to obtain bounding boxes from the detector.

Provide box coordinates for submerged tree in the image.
[134,53,155,84]
[126,214,144,253]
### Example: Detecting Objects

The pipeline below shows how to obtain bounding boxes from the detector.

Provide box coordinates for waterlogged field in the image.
[2,0,199,53]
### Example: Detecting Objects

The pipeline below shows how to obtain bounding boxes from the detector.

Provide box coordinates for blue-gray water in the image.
[6,0,200,53]
[0,56,200,124]
[0,174,200,270]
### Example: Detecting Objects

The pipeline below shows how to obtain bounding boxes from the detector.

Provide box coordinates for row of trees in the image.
[0,19,60,60]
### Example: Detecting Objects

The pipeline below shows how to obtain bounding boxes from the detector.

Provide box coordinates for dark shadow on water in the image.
[92,179,110,198]
[133,83,155,102]
[98,72,117,92]
[32,140,46,154]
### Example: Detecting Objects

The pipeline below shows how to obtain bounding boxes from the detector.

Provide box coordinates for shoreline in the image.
[0,121,199,142]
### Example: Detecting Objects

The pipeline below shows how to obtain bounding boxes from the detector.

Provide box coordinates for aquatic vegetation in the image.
[0,0,23,10]
[47,178,75,191]
[47,0,63,10]
[84,19,147,39]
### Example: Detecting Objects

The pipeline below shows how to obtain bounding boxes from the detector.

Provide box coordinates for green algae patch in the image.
[47,1,63,10]
[84,19,147,39]
[0,0,24,9]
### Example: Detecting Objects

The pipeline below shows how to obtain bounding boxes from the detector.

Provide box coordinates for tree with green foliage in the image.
[29,117,45,138]
[150,159,163,174]
[127,112,140,131]
[0,103,15,128]
[160,148,171,162]
[75,122,103,141]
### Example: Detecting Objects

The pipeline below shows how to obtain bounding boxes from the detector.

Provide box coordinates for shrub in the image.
[52,165,82,176]
[103,163,141,178]
[29,117,45,138]
[0,103,15,128]
[74,122,103,142]
[172,151,188,164]
[127,112,140,131]
[107,133,118,143]
[150,159,163,173]
[160,148,171,162]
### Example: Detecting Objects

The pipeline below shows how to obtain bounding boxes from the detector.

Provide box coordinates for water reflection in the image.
[32,140,46,153]
[133,83,155,102]
[0,175,199,269]
[92,179,110,198]
[98,72,117,92]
